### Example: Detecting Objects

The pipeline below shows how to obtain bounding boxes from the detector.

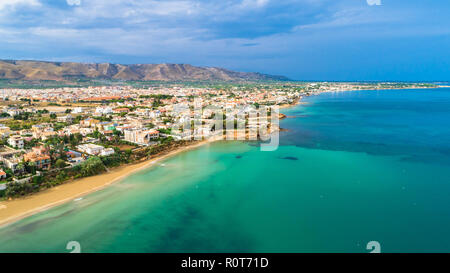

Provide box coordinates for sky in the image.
[0,0,449,81]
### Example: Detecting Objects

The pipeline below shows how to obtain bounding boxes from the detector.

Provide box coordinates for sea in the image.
[0,88,449,253]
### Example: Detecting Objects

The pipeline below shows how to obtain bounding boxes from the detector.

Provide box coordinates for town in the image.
[0,81,436,198]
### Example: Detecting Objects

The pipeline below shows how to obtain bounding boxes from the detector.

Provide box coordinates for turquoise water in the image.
[1,88,450,253]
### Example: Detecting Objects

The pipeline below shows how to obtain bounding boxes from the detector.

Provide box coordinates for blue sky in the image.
[0,0,449,81]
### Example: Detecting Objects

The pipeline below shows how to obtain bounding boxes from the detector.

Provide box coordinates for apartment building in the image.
[124,129,159,146]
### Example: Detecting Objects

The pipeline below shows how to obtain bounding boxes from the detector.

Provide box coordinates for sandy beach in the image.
[0,137,221,228]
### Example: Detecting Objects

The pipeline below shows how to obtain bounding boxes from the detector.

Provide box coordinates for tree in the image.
[92,130,101,139]
[17,162,25,173]
[78,157,106,177]
[55,171,67,182]
[26,161,36,175]
[4,182,36,197]
[32,175,44,185]
[75,133,83,143]
[55,159,66,169]
[50,113,57,119]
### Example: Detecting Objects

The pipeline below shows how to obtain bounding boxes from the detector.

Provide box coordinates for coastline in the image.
[279,86,441,110]
[0,86,439,229]
[0,136,221,228]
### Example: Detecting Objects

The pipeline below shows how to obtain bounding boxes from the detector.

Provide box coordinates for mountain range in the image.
[0,60,289,82]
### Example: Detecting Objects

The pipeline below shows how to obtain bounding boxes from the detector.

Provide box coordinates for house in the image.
[76,144,105,155]
[116,125,134,132]
[103,124,116,131]
[19,129,33,136]
[1,155,24,173]
[100,148,115,157]
[66,150,85,165]
[57,114,73,123]
[96,122,114,131]
[66,150,82,159]
[72,107,84,114]
[136,108,150,117]
[24,152,51,170]
[32,123,52,132]
[81,118,100,128]
[32,124,54,139]
[0,169,6,179]
[41,131,58,141]
[61,127,81,136]
[8,135,24,149]
[80,127,94,136]
[6,108,24,117]
[0,126,11,138]
[95,107,113,115]
[113,108,130,114]
[31,146,49,155]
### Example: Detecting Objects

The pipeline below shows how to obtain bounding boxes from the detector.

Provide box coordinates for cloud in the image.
[0,0,40,11]
[367,0,381,6]
[0,0,448,81]
[67,0,81,6]
[240,0,270,8]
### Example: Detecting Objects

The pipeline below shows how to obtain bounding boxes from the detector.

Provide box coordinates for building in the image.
[81,118,100,128]
[57,114,73,123]
[113,108,130,114]
[100,148,115,156]
[95,107,113,115]
[1,155,23,173]
[0,169,6,179]
[32,124,54,139]
[8,135,24,149]
[76,144,105,155]
[72,107,84,114]
[0,126,11,138]
[6,108,24,117]
[124,129,159,145]
[66,150,84,165]
[41,131,58,141]
[23,146,51,170]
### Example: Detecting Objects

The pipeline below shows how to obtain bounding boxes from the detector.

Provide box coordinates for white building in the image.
[95,107,113,115]
[124,129,159,145]
[57,114,73,123]
[72,107,84,114]
[8,135,24,149]
[76,144,105,156]
[100,148,115,157]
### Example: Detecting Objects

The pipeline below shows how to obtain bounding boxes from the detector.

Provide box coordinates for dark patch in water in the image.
[235,155,243,159]
[13,207,78,234]
[280,156,298,161]
[247,142,260,147]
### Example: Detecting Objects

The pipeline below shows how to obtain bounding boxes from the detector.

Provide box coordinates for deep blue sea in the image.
[0,88,449,253]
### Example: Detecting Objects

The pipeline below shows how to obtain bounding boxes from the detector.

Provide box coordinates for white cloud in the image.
[239,0,270,9]
[67,0,81,6]
[367,0,381,6]
[0,0,40,10]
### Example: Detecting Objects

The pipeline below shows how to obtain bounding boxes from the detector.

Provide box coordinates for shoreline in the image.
[0,86,440,228]
[279,86,441,111]
[0,136,221,228]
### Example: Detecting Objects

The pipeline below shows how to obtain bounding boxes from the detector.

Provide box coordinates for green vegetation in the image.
[74,157,106,178]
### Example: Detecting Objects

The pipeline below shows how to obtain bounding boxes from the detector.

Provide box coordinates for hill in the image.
[0,60,289,82]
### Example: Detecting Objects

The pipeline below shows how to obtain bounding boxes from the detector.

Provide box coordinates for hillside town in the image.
[0,82,436,198]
